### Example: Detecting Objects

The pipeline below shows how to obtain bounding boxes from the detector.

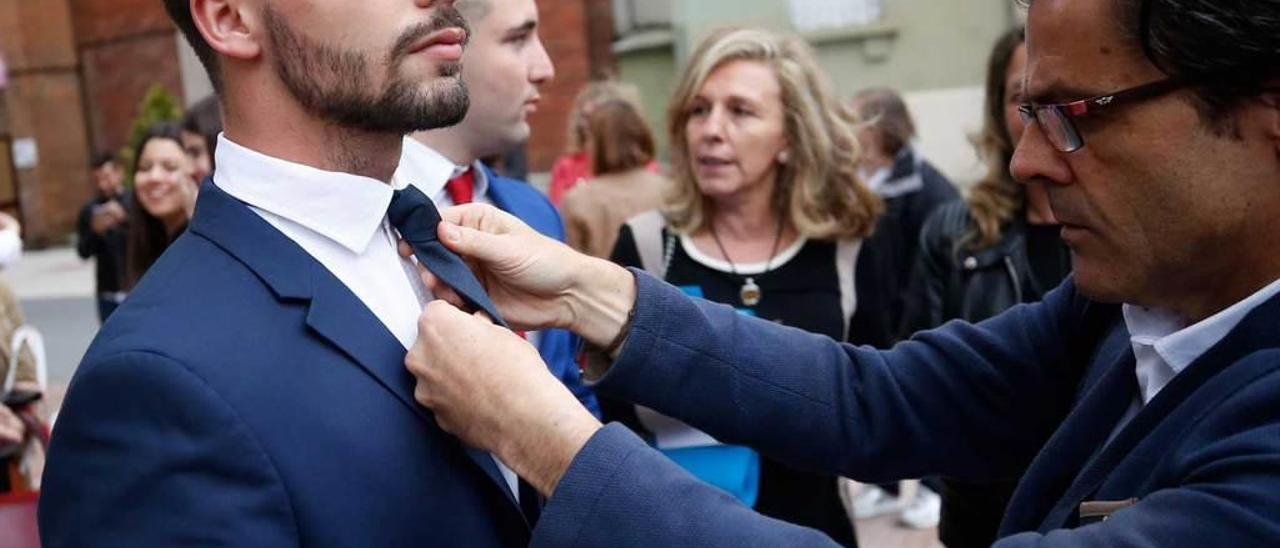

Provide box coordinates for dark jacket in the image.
[531,271,1280,548]
[900,200,1072,546]
[877,149,961,331]
[901,201,1057,334]
[75,194,128,294]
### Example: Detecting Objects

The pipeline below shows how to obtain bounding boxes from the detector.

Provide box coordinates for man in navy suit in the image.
[399,0,1280,546]
[39,0,542,545]
[399,0,598,417]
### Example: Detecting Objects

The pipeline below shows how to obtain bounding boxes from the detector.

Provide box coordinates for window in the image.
[613,0,674,36]
[789,0,883,32]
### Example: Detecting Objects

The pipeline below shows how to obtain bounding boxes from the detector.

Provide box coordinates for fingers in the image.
[425,272,467,310]
[435,221,520,265]
[399,237,469,308]
[438,203,535,239]
[437,203,505,232]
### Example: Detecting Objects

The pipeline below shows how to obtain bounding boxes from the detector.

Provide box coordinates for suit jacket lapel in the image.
[188,182,519,508]
[304,269,518,507]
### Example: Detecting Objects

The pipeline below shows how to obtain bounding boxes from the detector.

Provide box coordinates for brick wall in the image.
[0,0,92,245]
[73,0,185,156]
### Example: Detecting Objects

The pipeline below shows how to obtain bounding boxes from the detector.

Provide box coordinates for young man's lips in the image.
[412,28,467,60]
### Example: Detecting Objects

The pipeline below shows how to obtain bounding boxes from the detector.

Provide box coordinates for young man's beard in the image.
[263,6,471,135]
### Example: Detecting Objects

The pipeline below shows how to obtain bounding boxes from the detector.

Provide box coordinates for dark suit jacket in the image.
[531,271,1280,547]
[40,182,533,546]
[482,164,599,417]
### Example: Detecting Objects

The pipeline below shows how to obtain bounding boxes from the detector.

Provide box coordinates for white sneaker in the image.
[898,485,942,529]
[851,485,903,519]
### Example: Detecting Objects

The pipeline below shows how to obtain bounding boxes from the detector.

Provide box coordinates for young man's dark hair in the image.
[90,150,118,170]
[163,0,222,92]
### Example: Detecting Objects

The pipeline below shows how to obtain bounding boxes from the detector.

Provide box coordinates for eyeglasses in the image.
[1018,77,1190,153]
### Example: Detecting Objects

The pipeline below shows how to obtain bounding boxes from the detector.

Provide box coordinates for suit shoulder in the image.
[489,174,552,206]
[487,174,564,238]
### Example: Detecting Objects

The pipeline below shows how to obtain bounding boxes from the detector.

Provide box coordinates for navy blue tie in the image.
[388,185,543,525]
[387,185,509,329]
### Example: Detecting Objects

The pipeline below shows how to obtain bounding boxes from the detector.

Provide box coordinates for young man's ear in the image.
[192,0,262,62]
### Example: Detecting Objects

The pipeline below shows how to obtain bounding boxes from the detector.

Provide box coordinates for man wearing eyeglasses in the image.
[398,0,1280,546]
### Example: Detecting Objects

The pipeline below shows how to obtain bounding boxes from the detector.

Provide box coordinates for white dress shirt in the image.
[1110,277,1280,439]
[1123,277,1280,405]
[213,134,520,500]
[398,137,493,208]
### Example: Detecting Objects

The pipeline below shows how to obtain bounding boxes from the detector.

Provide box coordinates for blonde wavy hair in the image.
[663,27,882,240]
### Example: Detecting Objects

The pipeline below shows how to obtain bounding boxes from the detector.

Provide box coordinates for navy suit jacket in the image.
[40,182,534,546]
[481,164,598,417]
[532,271,1280,547]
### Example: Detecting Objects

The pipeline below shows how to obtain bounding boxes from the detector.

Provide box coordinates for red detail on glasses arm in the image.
[1066,101,1090,116]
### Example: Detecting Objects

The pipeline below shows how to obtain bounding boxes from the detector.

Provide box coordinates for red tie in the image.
[445,169,475,205]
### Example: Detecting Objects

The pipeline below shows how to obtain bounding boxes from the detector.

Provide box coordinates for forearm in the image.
[590,271,1088,481]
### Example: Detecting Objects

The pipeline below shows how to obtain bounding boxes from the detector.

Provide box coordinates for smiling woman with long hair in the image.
[605,27,892,546]
[125,122,199,290]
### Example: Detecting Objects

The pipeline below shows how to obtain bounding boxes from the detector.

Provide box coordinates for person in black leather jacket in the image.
[899,27,1072,548]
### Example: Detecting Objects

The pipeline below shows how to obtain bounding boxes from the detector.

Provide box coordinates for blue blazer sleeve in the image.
[536,271,1280,547]
[533,424,840,547]
[39,351,298,547]
[591,270,1090,482]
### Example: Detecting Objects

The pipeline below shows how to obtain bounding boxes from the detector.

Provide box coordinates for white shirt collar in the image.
[1122,277,1280,403]
[213,134,411,254]
[397,138,491,204]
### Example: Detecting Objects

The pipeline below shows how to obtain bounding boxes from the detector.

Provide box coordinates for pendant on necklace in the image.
[740,277,762,307]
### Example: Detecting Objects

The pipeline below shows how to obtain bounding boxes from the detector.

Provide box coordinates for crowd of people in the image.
[7,0,1278,547]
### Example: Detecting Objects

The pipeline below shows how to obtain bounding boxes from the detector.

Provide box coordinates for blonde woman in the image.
[606,27,890,546]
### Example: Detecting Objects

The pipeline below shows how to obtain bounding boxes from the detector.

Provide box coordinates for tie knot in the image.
[387,185,442,242]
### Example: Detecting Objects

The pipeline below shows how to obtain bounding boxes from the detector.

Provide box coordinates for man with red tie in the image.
[399,0,599,416]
